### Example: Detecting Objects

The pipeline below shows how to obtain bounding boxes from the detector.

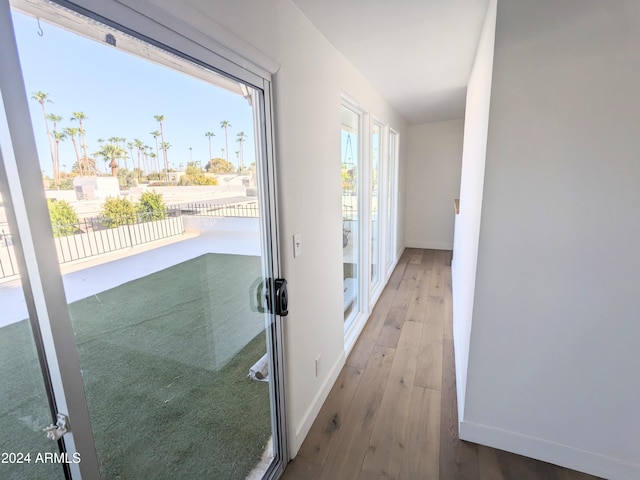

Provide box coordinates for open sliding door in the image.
[1,0,287,478]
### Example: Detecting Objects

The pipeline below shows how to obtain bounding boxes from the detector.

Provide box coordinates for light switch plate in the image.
[293,232,302,258]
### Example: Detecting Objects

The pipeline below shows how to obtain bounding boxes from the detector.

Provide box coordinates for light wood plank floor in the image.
[282,248,602,480]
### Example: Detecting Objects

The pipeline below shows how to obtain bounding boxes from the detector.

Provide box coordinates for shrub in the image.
[117,169,138,189]
[47,199,78,237]
[178,174,218,186]
[101,197,137,228]
[137,190,166,221]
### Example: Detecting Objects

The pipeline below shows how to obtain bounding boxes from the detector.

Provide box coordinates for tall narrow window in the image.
[370,122,382,292]
[386,129,398,270]
[341,105,360,330]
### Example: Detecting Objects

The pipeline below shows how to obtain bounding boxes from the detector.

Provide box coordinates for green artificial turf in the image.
[0,253,272,479]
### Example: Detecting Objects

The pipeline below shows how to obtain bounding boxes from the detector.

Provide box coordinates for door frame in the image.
[1,0,288,477]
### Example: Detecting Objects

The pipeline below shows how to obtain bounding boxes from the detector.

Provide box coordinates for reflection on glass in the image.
[0,192,63,479]
[14,9,274,479]
[341,105,360,330]
[370,123,381,289]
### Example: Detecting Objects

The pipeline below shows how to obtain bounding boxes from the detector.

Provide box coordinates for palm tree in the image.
[154,115,168,180]
[63,127,82,175]
[150,131,161,174]
[71,111,89,173]
[52,130,66,184]
[204,131,215,161]
[134,139,145,178]
[220,120,231,162]
[148,151,157,177]
[31,92,56,184]
[48,114,64,183]
[98,143,126,177]
[236,131,247,170]
[127,142,135,171]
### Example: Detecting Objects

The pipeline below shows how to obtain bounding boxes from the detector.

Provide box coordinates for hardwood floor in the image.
[281,249,602,480]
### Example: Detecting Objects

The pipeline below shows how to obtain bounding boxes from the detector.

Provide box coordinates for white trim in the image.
[405,241,453,251]
[385,128,399,276]
[292,351,345,455]
[368,118,384,300]
[460,420,640,480]
[32,0,274,89]
[118,0,279,75]
[344,310,369,356]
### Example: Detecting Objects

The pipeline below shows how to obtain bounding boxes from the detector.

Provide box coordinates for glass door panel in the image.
[13,4,282,478]
[341,105,360,331]
[0,188,64,480]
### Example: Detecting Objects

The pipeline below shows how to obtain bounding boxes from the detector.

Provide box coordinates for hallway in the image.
[282,248,600,480]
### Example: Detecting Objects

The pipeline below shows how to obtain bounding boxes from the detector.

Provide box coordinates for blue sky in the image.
[12,11,255,176]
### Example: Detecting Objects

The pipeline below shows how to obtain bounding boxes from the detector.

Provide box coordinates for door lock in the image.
[274,278,288,316]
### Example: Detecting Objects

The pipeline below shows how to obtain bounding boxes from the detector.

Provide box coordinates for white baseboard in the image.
[405,241,453,250]
[291,351,345,456]
[460,420,640,480]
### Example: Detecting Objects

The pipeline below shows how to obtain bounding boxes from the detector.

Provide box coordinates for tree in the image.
[185,161,203,175]
[63,127,82,175]
[47,199,78,237]
[52,130,66,184]
[236,131,247,170]
[160,142,171,170]
[31,92,56,185]
[150,130,161,173]
[204,131,215,161]
[98,143,126,177]
[109,137,128,169]
[220,120,231,162]
[127,141,135,171]
[206,157,235,174]
[154,115,168,180]
[101,197,137,227]
[137,190,166,220]
[70,111,89,174]
[48,113,64,184]
[134,139,145,178]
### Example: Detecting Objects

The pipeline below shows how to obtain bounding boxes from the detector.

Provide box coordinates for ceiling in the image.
[291,0,490,125]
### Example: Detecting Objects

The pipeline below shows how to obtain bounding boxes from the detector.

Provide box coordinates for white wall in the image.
[142,0,407,455]
[461,1,640,478]
[405,119,463,250]
[451,0,496,423]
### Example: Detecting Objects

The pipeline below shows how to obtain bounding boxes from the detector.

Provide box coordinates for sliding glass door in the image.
[1,0,287,478]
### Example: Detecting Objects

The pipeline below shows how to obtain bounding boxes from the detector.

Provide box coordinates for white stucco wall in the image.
[461,1,640,478]
[405,119,463,250]
[451,0,496,425]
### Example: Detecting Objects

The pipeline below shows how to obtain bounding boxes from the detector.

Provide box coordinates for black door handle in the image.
[274,278,288,316]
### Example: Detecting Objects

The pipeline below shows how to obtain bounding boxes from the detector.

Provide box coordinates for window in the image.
[341,104,361,331]
[370,121,382,292]
[386,129,398,271]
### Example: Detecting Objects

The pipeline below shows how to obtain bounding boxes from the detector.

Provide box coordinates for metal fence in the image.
[175,202,259,218]
[0,228,18,279]
[52,214,184,265]
[0,201,260,281]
